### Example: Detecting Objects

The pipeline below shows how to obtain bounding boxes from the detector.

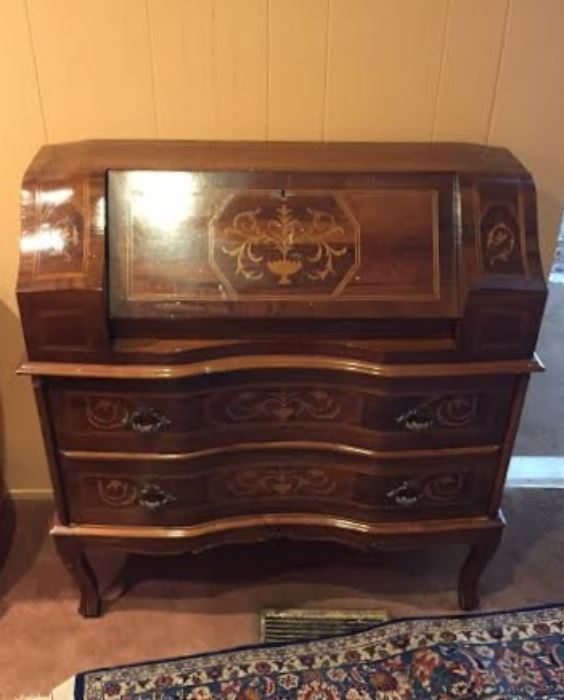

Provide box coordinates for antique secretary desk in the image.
[17,141,546,616]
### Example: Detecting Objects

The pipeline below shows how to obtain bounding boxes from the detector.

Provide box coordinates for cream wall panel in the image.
[433,0,509,142]
[214,0,267,139]
[488,0,564,270]
[268,0,328,140]
[0,0,49,491]
[2,0,564,491]
[149,0,215,138]
[325,0,449,140]
[27,0,157,141]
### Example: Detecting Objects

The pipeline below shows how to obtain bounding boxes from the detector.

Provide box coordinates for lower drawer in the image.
[60,448,499,526]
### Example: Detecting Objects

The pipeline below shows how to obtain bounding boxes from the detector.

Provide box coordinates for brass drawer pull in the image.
[138,484,176,511]
[386,481,421,507]
[396,407,434,432]
[126,407,171,435]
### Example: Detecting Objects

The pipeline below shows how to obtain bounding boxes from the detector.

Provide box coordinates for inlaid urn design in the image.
[210,192,360,296]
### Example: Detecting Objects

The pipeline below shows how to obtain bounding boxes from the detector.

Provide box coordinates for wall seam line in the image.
[431,0,452,141]
[265,0,270,140]
[321,0,332,141]
[211,0,219,135]
[486,0,512,145]
[22,0,49,142]
[144,0,160,137]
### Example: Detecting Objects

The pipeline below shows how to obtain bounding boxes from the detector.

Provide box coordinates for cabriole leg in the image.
[458,528,503,611]
[55,536,101,618]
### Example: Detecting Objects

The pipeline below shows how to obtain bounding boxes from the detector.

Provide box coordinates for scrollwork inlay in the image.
[226,389,342,422]
[86,397,129,431]
[95,478,176,511]
[485,222,516,267]
[96,478,138,507]
[396,394,478,432]
[210,193,359,295]
[225,467,338,498]
[422,474,465,502]
[220,204,348,286]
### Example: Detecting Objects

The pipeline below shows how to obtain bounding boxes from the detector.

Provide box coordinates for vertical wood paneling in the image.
[325,0,449,140]
[3,0,564,492]
[268,0,328,140]
[27,0,157,141]
[149,0,215,139]
[0,1,45,300]
[213,0,268,139]
[489,0,564,268]
[0,0,50,490]
[433,0,509,142]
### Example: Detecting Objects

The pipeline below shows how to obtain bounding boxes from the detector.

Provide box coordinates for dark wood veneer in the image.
[17,141,546,616]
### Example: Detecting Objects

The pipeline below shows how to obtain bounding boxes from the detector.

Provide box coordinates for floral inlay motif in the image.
[96,478,138,507]
[225,467,338,498]
[485,222,516,267]
[221,204,347,285]
[210,193,359,295]
[433,395,478,428]
[479,190,525,275]
[225,389,342,422]
[86,397,129,431]
[422,473,465,501]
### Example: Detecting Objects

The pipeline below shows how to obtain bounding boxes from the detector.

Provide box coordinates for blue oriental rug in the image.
[75,605,564,700]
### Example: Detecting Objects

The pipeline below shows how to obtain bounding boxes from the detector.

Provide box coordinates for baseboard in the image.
[507,456,564,488]
[7,488,53,500]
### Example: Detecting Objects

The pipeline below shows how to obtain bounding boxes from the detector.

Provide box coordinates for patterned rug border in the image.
[74,601,564,700]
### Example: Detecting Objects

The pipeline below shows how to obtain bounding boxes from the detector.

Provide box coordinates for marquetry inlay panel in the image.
[217,466,345,499]
[108,170,451,318]
[207,387,361,425]
[86,397,129,431]
[96,477,138,507]
[478,181,527,275]
[210,192,360,295]
[21,179,91,282]
[78,466,478,518]
[53,374,514,454]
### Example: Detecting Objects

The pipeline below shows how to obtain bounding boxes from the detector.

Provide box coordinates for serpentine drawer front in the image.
[17,141,547,616]
[48,372,516,453]
[60,450,499,527]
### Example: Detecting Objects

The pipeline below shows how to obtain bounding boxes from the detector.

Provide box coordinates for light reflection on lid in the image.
[94,197,106,232]
[37,188,73,206]
[127,171,198,231]
[21,225,66,254]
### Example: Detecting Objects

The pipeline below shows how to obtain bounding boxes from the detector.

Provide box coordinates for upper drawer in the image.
[48,371,515,453]
[108,171,457,320]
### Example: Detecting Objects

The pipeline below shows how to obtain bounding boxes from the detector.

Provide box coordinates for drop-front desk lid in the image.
[18,141,546,362]
[108,169,456,320]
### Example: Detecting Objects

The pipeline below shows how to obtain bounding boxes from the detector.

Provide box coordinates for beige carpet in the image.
[1,489,563,700]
